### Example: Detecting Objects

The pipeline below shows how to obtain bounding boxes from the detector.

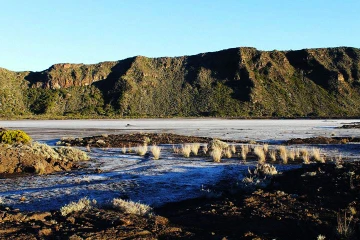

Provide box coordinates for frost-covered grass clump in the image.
[60,197,96,216]
[112,198,153,217]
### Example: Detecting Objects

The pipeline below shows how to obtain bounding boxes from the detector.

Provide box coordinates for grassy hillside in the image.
[1,47,360,118]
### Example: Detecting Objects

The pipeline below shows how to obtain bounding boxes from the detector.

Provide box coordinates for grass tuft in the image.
[268,149,277,162]
[210,146,222,162]
[278,146,287,164]
[60,197,95,216]
[112,198,153,217]
[190,143,201,156]
[254,146,266,164]
[240,145,250,160]
[150,145,161,160]
[181,144,191,158]
[300,148,310,164]
[224,148,232,158]
[136,145,148,156]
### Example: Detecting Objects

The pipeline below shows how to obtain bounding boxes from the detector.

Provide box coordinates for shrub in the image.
[202,146,208,155]
[136,145,148,156]
[263,144,269,154]
[254,163,278,176]
[112,198,153,217]
[121,146,127,154]
[172,145,180,154]
[268,150,276,162]
[230,145,236,154]
[151,145,161,160]
[254,146,266,164]
[224,148,232,158]
[207,139,229,150]
[278,146,287,164]
[287,149,295,161]
[0,130,32,144]
[190,143,201,156]
[181,144,191,158]
[210,146,222,162]
[300,148,310,164]
[26,142,61,159]
[241,145,250,160]
[56,147,90,161]
[312,148,324,163]
[60,197,95,216]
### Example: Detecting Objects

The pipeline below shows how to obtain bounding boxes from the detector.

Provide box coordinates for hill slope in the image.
[1,47,360,118]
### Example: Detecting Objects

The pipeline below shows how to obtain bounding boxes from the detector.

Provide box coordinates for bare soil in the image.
[60,132,248,148]
[285,136,360,144]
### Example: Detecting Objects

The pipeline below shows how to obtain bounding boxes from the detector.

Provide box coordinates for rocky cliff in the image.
[1,47,360,118]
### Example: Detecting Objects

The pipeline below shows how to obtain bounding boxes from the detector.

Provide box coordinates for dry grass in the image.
[224,148,232,158]
[190,143,201,156]
[150,145,161,160]
[254,146,266,164]
[254,163,278,176]
[128,144,133,153]
[172,145,180,154]
[230,145,236,154]
[210,146,222,162]
[287,149,295,161]
[181,144,192,158]
[121,146,127,154]
[312,148,324,163]
[336,210,354,238]
[60,197,95,216]
[300,148,310,164]
[56,147,90,161]
[136,145,148,156]
[268,150,277,162]
[295,148,301,158]
[278,146,287,164]
[240,145,250,160]
[112,198,153,217]
[263,144,269,154]
[35,161,46,175]
[202,146,208,155]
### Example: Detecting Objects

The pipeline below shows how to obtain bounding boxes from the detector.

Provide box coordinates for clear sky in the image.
[1,0,359,71]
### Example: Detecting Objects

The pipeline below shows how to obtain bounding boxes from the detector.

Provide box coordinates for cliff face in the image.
[1,47,360,118]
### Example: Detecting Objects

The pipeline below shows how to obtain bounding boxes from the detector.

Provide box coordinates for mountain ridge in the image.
[1,46,360,118]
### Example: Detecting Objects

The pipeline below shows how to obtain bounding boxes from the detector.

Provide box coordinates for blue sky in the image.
[1,0,359,71]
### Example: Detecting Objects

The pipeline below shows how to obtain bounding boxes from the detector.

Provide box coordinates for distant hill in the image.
[1,47,360,118]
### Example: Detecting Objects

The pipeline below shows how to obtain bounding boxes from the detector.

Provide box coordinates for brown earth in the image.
[339,122,360,129]
[285,136,360,145]
[1,162,359,239]
[59,132,248,148]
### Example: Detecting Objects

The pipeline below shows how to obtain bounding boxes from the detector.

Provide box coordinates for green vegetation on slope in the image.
[0,47,360,119]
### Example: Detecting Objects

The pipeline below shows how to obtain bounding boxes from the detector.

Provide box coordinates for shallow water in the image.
[0,119,359,212]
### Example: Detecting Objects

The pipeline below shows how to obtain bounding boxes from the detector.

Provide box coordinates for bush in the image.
[0,130,32,144]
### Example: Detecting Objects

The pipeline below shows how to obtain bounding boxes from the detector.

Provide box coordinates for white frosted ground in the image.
[0,119,359,212]
[0,119,359,142]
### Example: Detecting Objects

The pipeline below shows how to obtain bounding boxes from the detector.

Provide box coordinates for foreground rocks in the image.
[0,162,359,239]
